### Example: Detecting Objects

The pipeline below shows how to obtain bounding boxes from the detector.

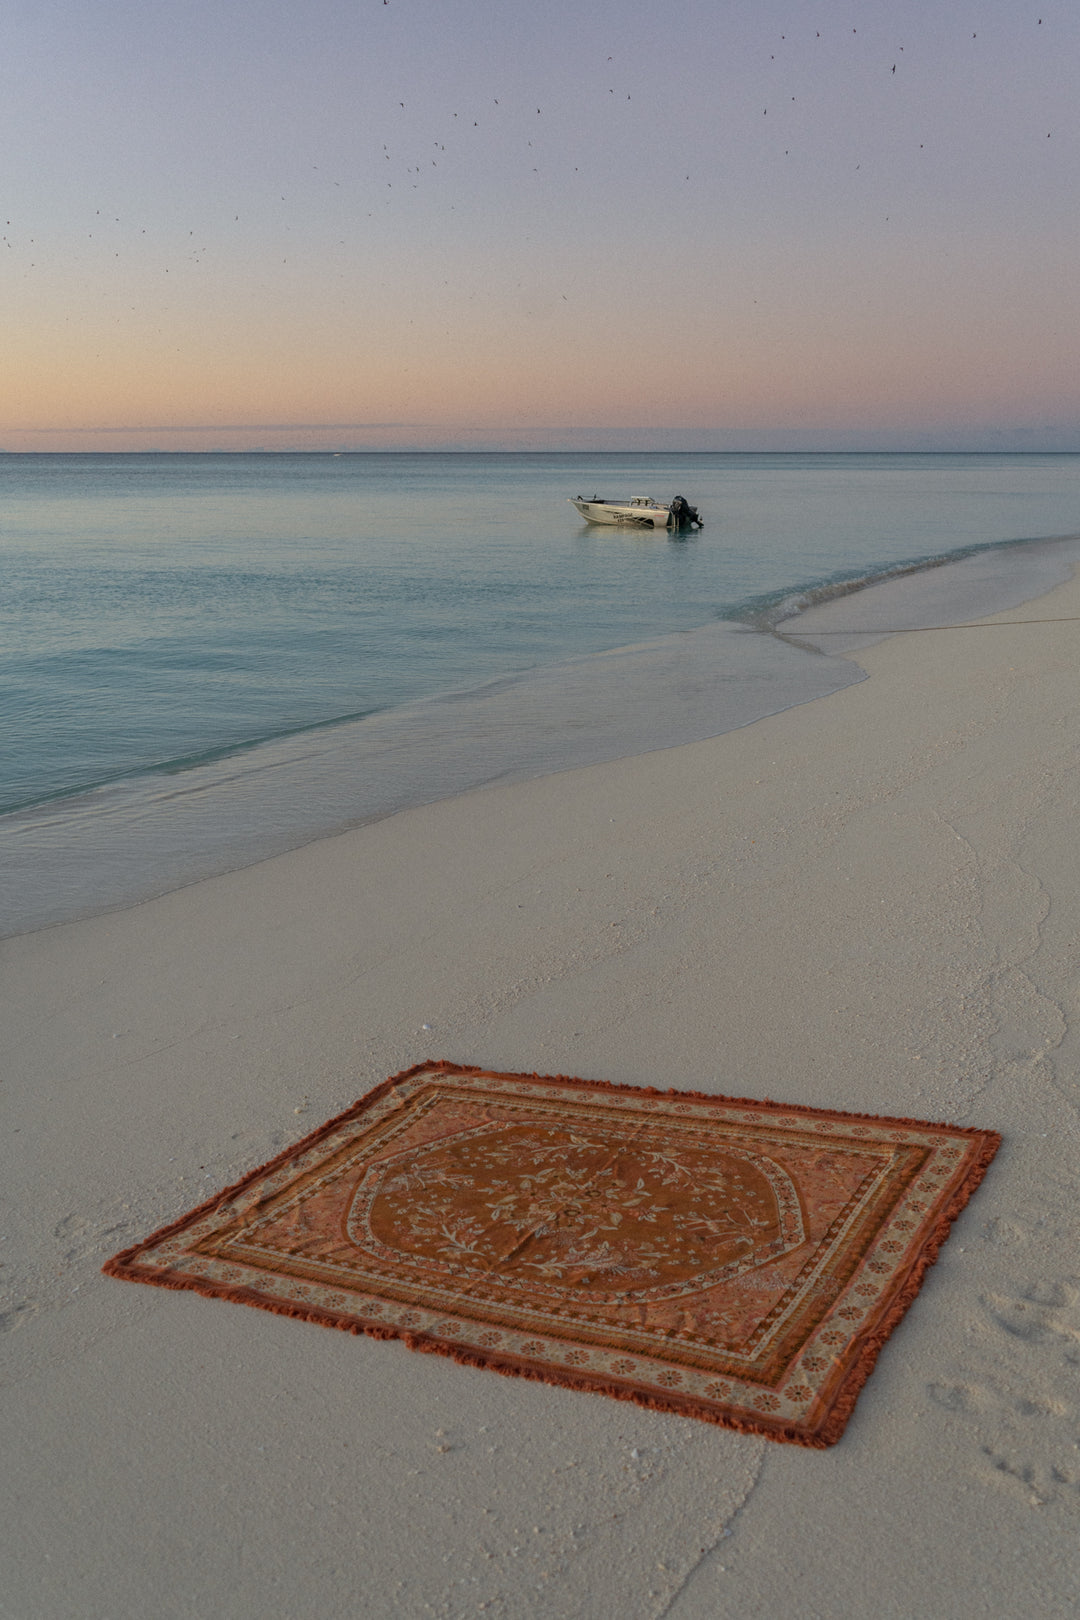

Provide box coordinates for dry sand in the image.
[4,565,1080,1618]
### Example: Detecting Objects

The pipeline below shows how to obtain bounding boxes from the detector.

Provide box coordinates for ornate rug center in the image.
[348,1120,803,1301]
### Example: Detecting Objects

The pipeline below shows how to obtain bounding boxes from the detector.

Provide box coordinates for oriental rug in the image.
[105,1062,1000,1447]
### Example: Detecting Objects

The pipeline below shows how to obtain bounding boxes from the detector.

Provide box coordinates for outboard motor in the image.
[669,495,703,529]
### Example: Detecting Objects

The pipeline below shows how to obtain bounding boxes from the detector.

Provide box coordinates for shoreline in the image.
[5,555,1080,1614]
[5,529,1080,941]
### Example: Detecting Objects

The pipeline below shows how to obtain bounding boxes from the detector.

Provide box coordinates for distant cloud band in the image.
[16,422,419,434]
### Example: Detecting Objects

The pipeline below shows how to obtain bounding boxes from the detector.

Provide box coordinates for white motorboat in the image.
[569,494,703,529]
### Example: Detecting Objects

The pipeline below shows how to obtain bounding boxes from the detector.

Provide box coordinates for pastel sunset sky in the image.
[4,1,1078,451]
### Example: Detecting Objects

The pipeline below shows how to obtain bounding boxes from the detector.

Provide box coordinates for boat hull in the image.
[570,498,672,527]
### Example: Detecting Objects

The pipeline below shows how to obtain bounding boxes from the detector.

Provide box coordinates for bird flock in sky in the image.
[2,15,1065,285]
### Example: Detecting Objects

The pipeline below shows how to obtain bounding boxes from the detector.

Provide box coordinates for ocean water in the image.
[3,451,1080,936]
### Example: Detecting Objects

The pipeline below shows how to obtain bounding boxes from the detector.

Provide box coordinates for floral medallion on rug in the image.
[105,1062,1000,1446]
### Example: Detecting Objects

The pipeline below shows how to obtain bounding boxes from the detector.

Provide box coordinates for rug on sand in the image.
[105,1062,1000,1447]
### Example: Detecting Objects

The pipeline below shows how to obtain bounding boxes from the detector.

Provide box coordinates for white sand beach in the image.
[5,564,1080,1617]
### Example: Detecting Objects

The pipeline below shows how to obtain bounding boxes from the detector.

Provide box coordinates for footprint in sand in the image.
[978,1279,1080,1510]
[0,1300,41,1335]
[983,1278,1080,1359]
[926,1279,1080,1513]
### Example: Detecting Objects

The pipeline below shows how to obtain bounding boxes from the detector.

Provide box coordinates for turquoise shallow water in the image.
[3,451,1079,933]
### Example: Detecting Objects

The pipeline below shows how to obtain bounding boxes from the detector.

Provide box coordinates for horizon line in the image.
[4,446,1078,456]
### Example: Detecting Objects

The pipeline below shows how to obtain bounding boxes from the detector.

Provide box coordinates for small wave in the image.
[0,703,387,821]
[741,532,1056,635]
[759,554,958,631]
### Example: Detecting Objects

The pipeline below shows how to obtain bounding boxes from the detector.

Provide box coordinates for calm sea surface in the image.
[4,451,1080,934]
